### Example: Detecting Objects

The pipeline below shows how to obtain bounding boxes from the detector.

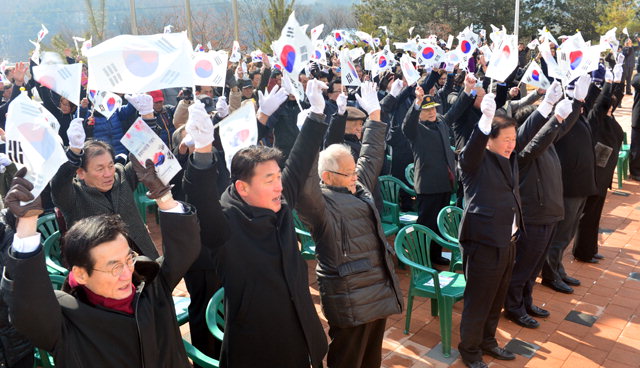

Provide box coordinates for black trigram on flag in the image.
[104,63,123,87]
[154,38,176,54]
[6,140,24,164]
[160,70,180,84]
[57,67,72,80]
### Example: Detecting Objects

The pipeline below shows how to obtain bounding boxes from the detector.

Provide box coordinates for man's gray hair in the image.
[318,144,353,177]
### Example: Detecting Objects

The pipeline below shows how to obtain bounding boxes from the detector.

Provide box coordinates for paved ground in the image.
[150,93,640,367]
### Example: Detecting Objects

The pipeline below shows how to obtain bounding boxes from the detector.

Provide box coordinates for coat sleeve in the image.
[517,118,562,166]
[157,204,203,289]
[420,70,440,92]
[323,112,347,148]
[115,102,137,122]
[379,93,398,124]
[2,247,63,352]
[509,90,542,114]
[356,119,387,192]
[282,113,329,209]
[443,90,474,128]
[555,100,584,141]
[458,125,489,174]
[183,156,231,261]
[516,110,549,152]
[401,104,420,143]
[50,158,81,216]
[295,155,329,240]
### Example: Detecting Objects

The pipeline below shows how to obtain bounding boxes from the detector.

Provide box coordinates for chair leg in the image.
[438,298,454,358]
[430,298,438,317]
[404,293,414,334]
[617,160,624,189]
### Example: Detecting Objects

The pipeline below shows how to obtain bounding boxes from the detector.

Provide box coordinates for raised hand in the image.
[130,155,172,200]
[67,118,86,150]
[185,100,214,149]
[216,96,229,118]
[257,84,289,117]
[355,81,381,115]
[4,167,43,218]
[125,94,154,115]
[307,79,328,114]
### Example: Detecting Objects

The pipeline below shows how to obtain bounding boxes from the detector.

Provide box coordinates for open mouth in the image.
[273,195,282,203]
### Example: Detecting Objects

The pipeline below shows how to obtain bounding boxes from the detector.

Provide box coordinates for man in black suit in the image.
[457,84,552,367]
[402,87,456,265]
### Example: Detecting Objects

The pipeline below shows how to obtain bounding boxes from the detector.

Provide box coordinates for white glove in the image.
[67,118,86,149]
[613,64,623,83]
[389,78,404,98]
[257,84,289,116]
[355,81,381,115]
[616,53,625,65]
[337,93,348,115]
[185,100,214,149]
[125,94,154,115]
[307,79,328,115]
[180,134,195,148]
[282,74,295,96]
[554,99,573,121]
[478,93,496,135]
[0,153,12,167]
[573,74,591,101]
[537,81,563,118]
[216,96,229,118]
[605,68,614,83]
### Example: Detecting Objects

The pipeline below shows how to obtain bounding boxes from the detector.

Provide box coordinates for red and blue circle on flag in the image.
[460,40,471,54]
[531,69,540,81]
[335,32,343,42]
[195,59,214,78]
[422,47,435,60]
[153,152,165,166]
[378,56,387,68]
[280,45,296,73]
[106,97,117,111]
[123,50,159,77]
[569,50,583,70]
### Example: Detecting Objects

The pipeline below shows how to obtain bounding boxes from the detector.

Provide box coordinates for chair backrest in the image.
[379,175,416,204]
[44,232,64,266]
[49,274,66,290]
[437,206,463,243]
[394,224,437,276]
[405,163,415,187]
[37,213,59,244]
[205,288,225,342]
[292,210,316,259]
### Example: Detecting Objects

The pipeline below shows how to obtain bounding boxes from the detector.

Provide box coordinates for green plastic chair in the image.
[380,201,400,237]
[436,206,464,272]
[37,213,59,245]
[292,210,316,260]
[394,224,466,358]
[134,183,159,224]
[405,163,415,187]
[174,296,191,326]
[182,287,224,368]
[378,175,418,226]
[43,232,68,276]
[617,132,630,189]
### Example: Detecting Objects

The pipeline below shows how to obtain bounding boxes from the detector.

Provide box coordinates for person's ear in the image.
[321,171,332,185]
[234,180,250,198]
[76,168,86,180]
[72,266,89,285]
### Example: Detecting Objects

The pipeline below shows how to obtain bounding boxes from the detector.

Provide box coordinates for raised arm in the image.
[458,93,496,173]
[354,81,385,191]
[50,119,86,215]
[515,80,563,151]
[402,85,424,143]
[323,93,348,148]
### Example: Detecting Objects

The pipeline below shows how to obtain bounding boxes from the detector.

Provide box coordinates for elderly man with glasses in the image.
[296,82,403,368]
[1,161,216,367]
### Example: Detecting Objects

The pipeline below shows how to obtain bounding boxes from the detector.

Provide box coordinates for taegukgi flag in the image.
[85,32,194,94]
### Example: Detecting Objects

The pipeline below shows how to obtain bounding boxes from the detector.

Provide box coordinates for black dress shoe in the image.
[527,305,550,318]
[541,279,574,294]
[575,257,599,263]
[506,312,540,329]
[593,253,604,259]
[562,275,581,286]
[431,256,450,266]
[482,346,516,360]
[462,360,488,368]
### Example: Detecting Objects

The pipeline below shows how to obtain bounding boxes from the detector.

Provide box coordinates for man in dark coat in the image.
[402,88,456,265]
[297,82,403,368]
[182,80,329,368]
[2,164,204,368]
[541,75,597,294]
[629,57,640,180]
[504,80,583,329]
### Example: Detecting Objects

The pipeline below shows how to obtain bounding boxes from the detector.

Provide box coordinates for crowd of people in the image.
[0,23,638,368]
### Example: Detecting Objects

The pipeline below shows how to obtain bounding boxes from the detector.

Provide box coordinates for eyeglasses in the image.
[327,170,358,177]
[92,251,138,277]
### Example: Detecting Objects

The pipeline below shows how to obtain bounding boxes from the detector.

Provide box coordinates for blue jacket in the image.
[91,103,137,155]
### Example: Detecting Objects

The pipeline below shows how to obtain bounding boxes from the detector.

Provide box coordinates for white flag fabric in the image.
[416,43,445,68]
[332,30,346,47]
[81,37,92,57]
[521,60,550,90]
[93,91,123,119]
[282,70,305,103]
[37,24,49,43]
[32,63,82,106]
[539,40,562,79]
[445,35,454,49]
[273,12,312,77]
[356,31,375,49]
[219,101,258,171]
[456,27,479,65]
[164,25,173,34]
[485,35,519,82]
[400,54,420,86]
[310,24,324,42]
[538,27,558,46]
[479,45,492,61]
[72,36,86,53]
[598,27,619,53]
[5,93,67,199]
[371,48,393,76]
[340,49,361,87]
[557,45,601,84]
[229,40,241,63]
[348,47,365,61]
[30,40,41,65]
[193,50,228,87]
[311,40,328,65]
[363,53,374,71]
[121,118,181,185]
[86,32,194,94]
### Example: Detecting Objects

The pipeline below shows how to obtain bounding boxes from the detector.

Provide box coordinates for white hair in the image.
[318,144,353,177]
